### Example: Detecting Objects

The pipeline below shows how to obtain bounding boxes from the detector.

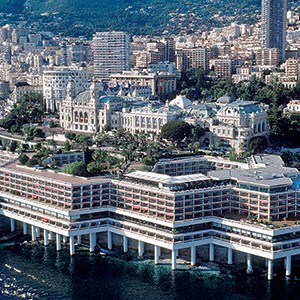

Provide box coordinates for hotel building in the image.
[43,67,89,111]
[1,152,300,280]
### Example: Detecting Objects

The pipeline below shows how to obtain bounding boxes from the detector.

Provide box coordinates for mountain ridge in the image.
[0,0,297,37]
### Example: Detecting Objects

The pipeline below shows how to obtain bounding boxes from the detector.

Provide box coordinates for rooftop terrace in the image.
[2,160,110,186]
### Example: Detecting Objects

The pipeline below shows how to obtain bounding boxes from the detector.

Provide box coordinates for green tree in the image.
[49,120,56,128]
[65,132,76,141]
[0,94,44,131]
[94,133,110,147]
[20,143,30,151]
[75,134,92,151]
[26,157,39,167]
[34,142,42,151]
[18,153,29,165]
[47,139,57,149]
[92,149,108,162]
[86,161,103,175]
[160,120,192,145]
[8,140,18,152]
[281,151,293,165]
[10,125,21,134]
[23,126,45,139]
[193,142,200,154]
[61,162,87,176]
[248,136,268,154]
[63,141,71,151]
[191,125,205,142]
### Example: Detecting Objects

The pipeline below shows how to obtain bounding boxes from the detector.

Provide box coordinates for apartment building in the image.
[256,48,280,66]
[286,58,300,79]
[92,32,130,80]
[176,48,209,72]
[261,0,287,61]
[214,59,232,78]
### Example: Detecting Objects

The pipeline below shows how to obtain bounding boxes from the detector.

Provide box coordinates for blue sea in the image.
[0,241,300,300]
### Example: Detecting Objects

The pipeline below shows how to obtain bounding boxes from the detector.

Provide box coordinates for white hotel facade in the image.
[1,152,300,280]
[43,67,89,111]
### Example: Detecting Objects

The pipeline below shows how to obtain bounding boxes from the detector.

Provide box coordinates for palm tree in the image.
[193,142,200,154]
[188,143,194,153]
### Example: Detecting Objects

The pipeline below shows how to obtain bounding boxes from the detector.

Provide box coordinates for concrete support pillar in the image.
[56,233,61,251]
[138,240,144,257]
[10,218,15,232]
[107,231,112,250]
[43,229,49,246]
[191,246,196,266]
[286,256,292,277]
[70,236,75,256]
[154,245,160,265]
[123,236,128,253]
[209,243,214,261]
[36,227,41,238]
[31,225,36,241]
[49,231,54,240]
[267,259,274,280]
[246,253,253,274]
[90,233,96,252]
[77,235,81,245]
[63,236,68,244]
[23,222,28,235]
[227,248,233,265]
[171,250,177,270]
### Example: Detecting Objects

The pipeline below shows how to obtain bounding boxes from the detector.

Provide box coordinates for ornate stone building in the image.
[284,99,300,114]
[209,97,269,152]
[60,82,180,134]
[122,104,180,135]
[60,82,123,133]
[60,87,269,152]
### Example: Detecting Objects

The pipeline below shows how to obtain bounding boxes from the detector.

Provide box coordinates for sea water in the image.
[0,242,300,300]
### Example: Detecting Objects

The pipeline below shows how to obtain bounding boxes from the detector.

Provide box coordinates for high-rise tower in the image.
[92,31,130,80]
[261,0,287,61]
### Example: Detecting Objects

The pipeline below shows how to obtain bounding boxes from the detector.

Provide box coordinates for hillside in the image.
[0,0,297,37]
[0,0,26,13]
[23,0,261,37]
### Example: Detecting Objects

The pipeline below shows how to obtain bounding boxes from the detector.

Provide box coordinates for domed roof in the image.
[217,95,236,104]
[218,101,261,115]
[169,95,192,109]
[98,95,123,104]
[74,90,90,102]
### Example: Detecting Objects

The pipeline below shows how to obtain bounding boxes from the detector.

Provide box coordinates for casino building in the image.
[60,84,269,153]
[1,152,300,280]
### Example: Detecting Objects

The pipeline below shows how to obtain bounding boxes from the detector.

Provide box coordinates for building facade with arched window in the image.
[60,82,181,134]
[60,87,269,152]
[209,99,269,152]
